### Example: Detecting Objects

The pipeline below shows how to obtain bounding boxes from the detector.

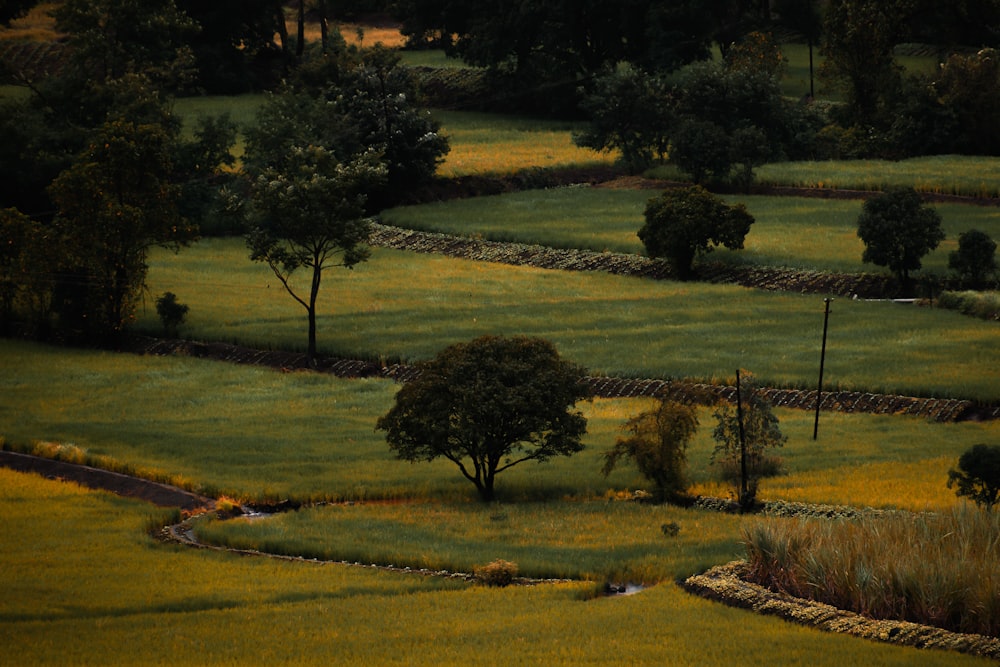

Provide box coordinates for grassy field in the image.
[3,343,996,663]
[132,239,1000,401]
[8,472,979,667]
[3,19,998,664]
[382,188,1000,273]
[756,156,1000,199]
[4,340,997,509]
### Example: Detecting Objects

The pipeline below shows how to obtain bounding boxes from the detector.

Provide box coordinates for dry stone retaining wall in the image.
[132,338,995,422]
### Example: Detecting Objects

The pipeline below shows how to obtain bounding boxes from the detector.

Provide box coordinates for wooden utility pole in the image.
[813,298,832,440]
[736,369,748,507]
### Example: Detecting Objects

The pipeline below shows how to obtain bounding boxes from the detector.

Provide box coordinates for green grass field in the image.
[133,239,999,401]
[3,344,996,664]
[3,33,999,666]
[382,188,1000,273]
[4,340,998,508]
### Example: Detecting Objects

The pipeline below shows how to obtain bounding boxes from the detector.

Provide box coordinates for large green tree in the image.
[246,46,448,210]
[820,0,911,128]
[54,0,199,90]
[856,188,944,289]
[934,48,1000,155]
[377,335,591,502]
[573,65,673,174]
[639,186,755,279]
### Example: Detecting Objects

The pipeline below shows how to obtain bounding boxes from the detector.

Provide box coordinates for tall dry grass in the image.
[743,505,1000,637]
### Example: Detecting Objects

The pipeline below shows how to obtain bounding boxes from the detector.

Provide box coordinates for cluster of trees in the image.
[601,371,785,509]
[634,185,996,289]
[391,0,1000,176]
[380,334,1000,512]
[1,0,447,350]
[379,334,785,507]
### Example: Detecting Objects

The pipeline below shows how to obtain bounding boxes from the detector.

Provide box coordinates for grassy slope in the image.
[0,461,987,666]
[134,239,1000,401]
[2,30,997,665]
[4,340,997,509]
[382,188,1000,273]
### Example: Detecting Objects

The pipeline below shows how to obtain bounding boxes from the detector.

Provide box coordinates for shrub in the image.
[155,291,189,337]
[948,229,998,289]
[474,559,518,587]
[936,290,1000,321]
[30,440,87,464]
[601,395,699,502]
[711,371,785,509]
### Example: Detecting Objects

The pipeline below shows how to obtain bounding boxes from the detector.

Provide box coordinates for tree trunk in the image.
[296,0,305,58]
[306,261,321,366]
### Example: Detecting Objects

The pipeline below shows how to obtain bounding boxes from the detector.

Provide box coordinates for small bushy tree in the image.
[155,291,188,337]
[601,394,699,502]
[639,185,755,279]
[711,371,785,509]
[949,229,998,289]
[856,188,944,290]
[377,335,590,502]
[948,444,1000,509]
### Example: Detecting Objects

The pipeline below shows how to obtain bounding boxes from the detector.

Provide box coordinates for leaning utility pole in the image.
[813,298,832,440]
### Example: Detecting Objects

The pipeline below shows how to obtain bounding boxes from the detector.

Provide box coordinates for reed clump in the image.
[742,505,1000,637]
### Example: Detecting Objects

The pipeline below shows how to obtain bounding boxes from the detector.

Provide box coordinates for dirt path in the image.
[0,450,213,511]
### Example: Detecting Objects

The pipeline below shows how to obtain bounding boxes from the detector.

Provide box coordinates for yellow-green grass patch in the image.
[2,468,985,665]
[430,109,618,176]
[755,156,1000,199]
[195,499,750,583]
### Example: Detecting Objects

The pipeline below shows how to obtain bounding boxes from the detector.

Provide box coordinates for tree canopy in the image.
[856,188,944,288]
[639,186,755,279]
[948,444,1000,509]
[376,335,591,502]
[949,229,998,289]
[47,79,197,341]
